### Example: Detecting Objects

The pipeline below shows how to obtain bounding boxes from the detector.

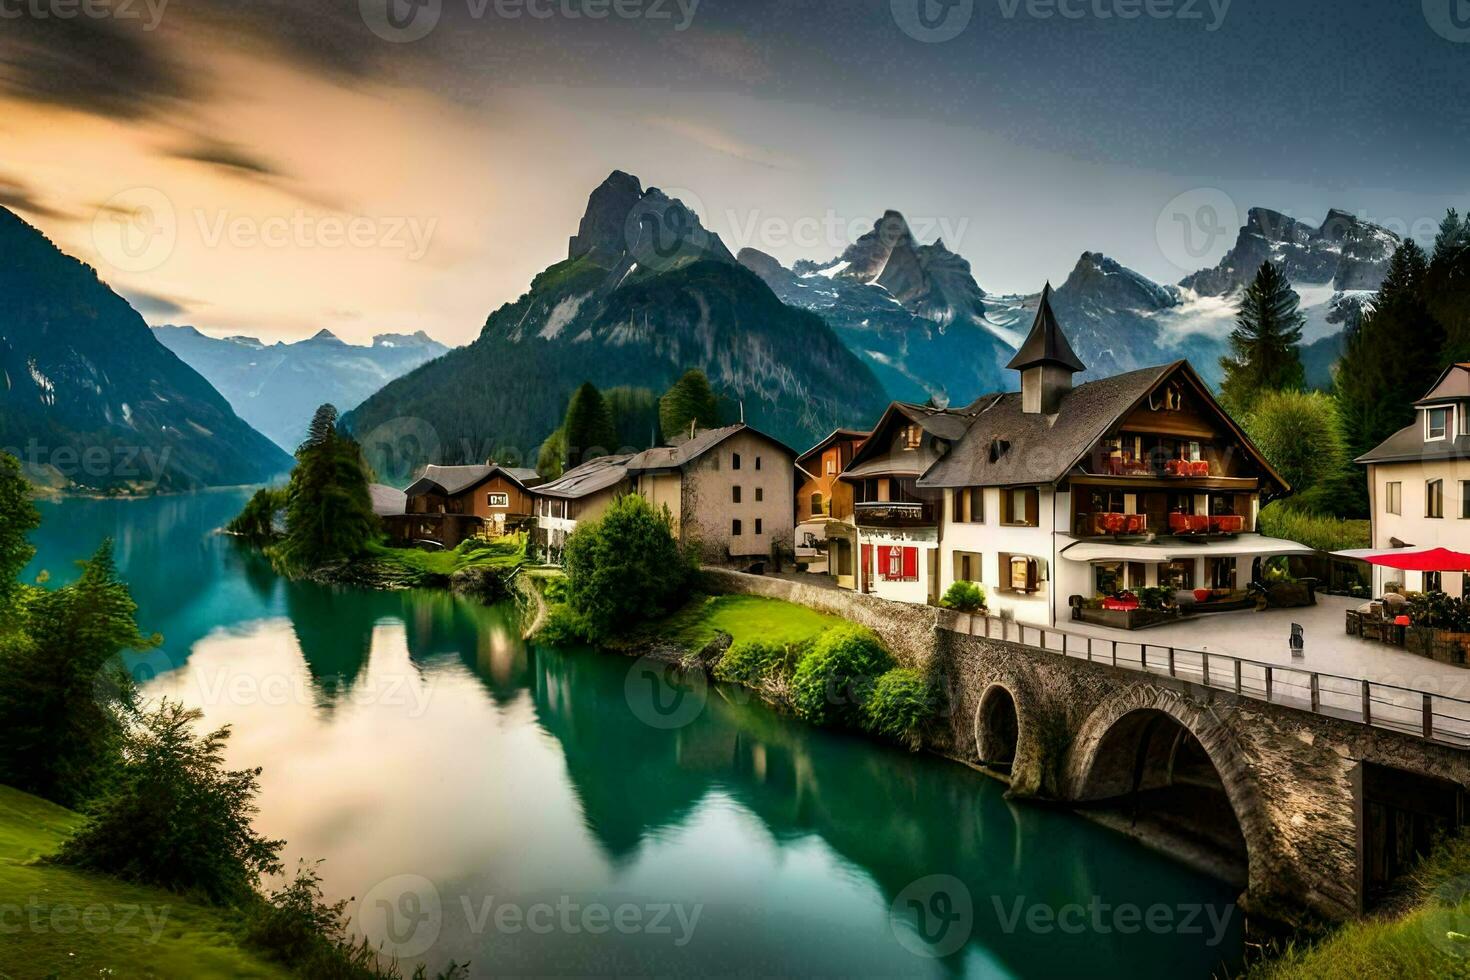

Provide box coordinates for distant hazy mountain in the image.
[344,171,887,473]
[153,325,449,451]
[0,207,290,492]
[750,205,1398,402]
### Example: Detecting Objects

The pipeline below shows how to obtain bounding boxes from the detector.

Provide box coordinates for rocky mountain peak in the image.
[1180,206,1398,296]
[567,170,645,264]
[1059,252,1179,312]
[566,170,733,272]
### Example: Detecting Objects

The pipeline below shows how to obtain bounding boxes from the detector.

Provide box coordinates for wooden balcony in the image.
[853,500,936,527]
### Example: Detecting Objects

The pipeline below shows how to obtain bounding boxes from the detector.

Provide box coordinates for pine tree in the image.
[277,404,380,570]
[659,369,721,442]
[1335,240,1446,512]
[562,382,618,467]
[1218,261,1306,414]
[1428,208,1470,360]
[0,452,39,613]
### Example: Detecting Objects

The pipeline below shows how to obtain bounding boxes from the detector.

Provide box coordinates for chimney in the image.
[1007,283,1085,415]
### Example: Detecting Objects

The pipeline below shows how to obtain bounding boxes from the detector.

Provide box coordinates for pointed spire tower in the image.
[1008,283,1086,414]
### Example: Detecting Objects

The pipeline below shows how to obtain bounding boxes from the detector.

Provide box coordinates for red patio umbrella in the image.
[1355,547,1470,572]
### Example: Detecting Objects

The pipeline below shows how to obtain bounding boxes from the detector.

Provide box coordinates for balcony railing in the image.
[854,500,935,526]
[1081,512,1149,536]
[1104,458,1215,478]
[1168,514,1247,535]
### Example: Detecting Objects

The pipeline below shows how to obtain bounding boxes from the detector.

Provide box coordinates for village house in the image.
[838,285,1313,625]
[531,423,797,565]
[1356,363,1470,597]
[793,428,868,587]
[383,463,543,547]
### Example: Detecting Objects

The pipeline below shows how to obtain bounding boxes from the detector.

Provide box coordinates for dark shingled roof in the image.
[404,463,542,497]
[1006,283,1086,374]
[1356,422,1470,465]
[917,364,1177,488]
[535,454,634,499]
[626,423,796,473]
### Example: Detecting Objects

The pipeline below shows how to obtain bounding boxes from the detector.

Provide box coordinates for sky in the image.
[1,0,1466,347]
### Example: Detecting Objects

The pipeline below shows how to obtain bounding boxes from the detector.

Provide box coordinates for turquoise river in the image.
[26,490,1245,978]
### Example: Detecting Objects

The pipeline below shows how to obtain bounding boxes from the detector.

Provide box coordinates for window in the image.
[825,454,837,475]
[1001,488,1039,527]
[732,453,742,470]
[953,488,984,523]
[731,519,743,536]
[1426,571,1443,593]
[1095,562,1124,596]
[810,492,826,516]
[902,425,923,450]
[1428,479,1444,519]
[755,518,763,535]
[1462,482,1470,519]
[953,551,981,582]
[755,456,762,470]
[755,488,764,502]
[1386,482,1402,516]
[732,485,742,504]
[1004,555,1040,593]
[1428,406,1451,440]
[880,546,919,582]
[1207,557,1236,591]
[487,492,509,509]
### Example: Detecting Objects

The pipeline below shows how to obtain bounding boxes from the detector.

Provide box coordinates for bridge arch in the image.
[1066,688,1264,887]
[975,684,1020,770]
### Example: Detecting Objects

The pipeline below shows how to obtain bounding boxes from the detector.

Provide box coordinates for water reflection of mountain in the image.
[521,646,1238,978]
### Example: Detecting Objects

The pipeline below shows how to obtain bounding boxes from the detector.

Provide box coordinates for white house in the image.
[1357,363,1470,596]
[839,284,1314,625]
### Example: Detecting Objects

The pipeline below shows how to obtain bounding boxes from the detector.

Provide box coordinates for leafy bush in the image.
[0,451,39,613]
[1406,591,1470,631]
[714,639,803,686]
[245,861,470,979]
[0,541,157,807]
[790,626,894,726]
[1242,390,1351,509]
[57,700,284,905]
[1136,586,1175,610]
[228,487,286,542]
[939,581,986,612]
[537,603,593,646]
[564,494,693,640]
[864,668,935,750]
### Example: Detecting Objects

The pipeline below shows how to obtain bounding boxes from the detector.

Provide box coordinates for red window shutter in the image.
[861,544,873,580]
[903,547,918,580]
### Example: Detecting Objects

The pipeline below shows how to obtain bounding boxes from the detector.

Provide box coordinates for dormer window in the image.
[902,425,923,450]
[1427,406,1452,441]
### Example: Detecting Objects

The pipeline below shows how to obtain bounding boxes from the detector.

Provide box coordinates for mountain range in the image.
[0,207,290,492]
[152,326,449,452]
[343,171,889,476]
[741,206,1399,405]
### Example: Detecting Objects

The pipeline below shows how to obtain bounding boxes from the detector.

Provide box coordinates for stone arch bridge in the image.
[703,569,1470,925]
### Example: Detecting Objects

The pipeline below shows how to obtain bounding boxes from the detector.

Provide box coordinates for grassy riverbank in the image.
[0,785,289,979]
[1250,833,1470,979]
[367,534,527,581]
[651,593,844,651]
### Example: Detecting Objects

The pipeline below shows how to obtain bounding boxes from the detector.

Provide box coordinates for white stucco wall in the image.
[936,486,1057,626]
[857,526,936,605]
[1369,460,1470,596]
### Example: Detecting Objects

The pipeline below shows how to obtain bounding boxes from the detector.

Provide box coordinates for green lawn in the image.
[654,594,843,652]
[0,785,289,980]
[1250,833,1470,979]
[368,534,527,579]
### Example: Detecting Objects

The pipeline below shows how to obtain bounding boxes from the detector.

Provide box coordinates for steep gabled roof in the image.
[915,360,1289,493]
[1005,283,1086,374]
[404,463,542,497]
[796,428,869,467]
[1414,363,1470,406]
[369,484,407,517]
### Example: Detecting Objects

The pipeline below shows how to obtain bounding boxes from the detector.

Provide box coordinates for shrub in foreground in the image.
[57,700,284,905]
[537,603,593,646]
[564,494,693,640]
[714,639,803,686]
[865,668,936,750]
[939,581,986,612]
[790,626,894,726]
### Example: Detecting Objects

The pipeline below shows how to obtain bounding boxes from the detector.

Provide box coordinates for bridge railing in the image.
[949,614,1470,749]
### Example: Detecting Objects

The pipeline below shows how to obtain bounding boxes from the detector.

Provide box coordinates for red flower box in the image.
[1190,460,1210,477]
[1210,515,1244,533]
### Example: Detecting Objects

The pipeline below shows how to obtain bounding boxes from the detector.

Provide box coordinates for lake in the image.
[26,490,1245,978]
